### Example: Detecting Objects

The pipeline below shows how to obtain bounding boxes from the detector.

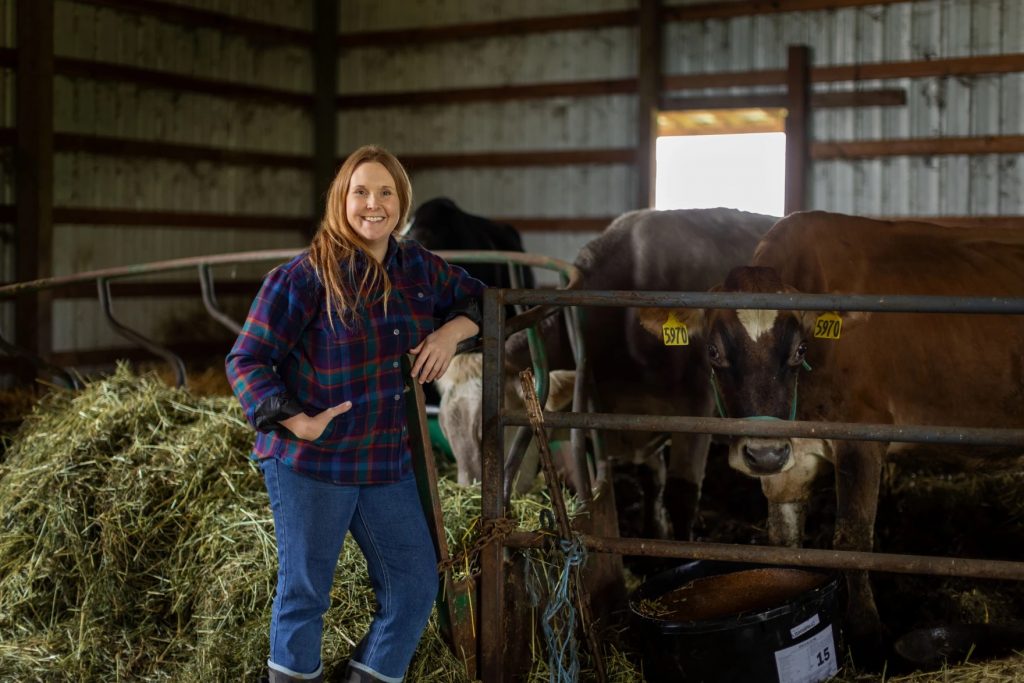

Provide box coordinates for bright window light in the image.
[655,133,786,216]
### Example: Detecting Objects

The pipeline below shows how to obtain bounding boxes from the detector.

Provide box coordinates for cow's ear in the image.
[636,307,704,340]
[797,309,871,340]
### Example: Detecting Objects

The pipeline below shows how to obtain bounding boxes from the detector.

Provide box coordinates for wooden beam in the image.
[813,135,1024,159]
[660,87,906,111]
[54,132,312,168]
[339,10,636,48]
[55,56,314,108]
[16,0,55,369]
[664,70,786,90]
[814,53,1024,82]
[498,217,613,232]
[663,53,1024,91]
[663,0,913,21]
[52,207,313,231]
[636,0,661,209]
[73,0,312,46]
[399,149,634,170]
[337,2,917,49]
[312,0,338,236]
[340,53,1024,111]
[785,45,811,215]
[813,88,907,108]
[338,79,636,108]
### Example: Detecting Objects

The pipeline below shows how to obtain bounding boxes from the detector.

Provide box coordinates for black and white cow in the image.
[405,197,536,407]
[404,197,535,290]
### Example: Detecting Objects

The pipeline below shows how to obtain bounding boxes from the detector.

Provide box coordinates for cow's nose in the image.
[743,441,791,473]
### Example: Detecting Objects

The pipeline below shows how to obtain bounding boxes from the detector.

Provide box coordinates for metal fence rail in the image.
[478,286,1024,683]
[0,248,581,388]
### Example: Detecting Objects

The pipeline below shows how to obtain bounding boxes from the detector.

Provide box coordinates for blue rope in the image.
[542,537,586,683]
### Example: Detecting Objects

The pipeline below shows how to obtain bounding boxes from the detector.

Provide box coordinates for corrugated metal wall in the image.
[11,0,1022,360]
[49,0,311,352]
[338,1,637,280]
[339,0,1023,278]
[662,0,1023,217]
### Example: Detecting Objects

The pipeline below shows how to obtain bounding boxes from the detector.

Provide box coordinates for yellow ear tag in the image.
[661,312,689,346]
[813,312,842,340]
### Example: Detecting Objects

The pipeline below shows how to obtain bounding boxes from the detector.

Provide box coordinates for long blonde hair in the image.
[309,145,412,328]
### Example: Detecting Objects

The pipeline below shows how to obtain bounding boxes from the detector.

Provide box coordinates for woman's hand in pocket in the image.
[280,401,353,441]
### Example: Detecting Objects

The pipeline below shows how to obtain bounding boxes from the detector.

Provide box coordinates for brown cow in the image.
[639,211,1024,659]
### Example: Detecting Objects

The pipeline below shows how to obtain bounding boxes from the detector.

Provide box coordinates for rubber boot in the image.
[342,663,390,683]
[266,668,323,683]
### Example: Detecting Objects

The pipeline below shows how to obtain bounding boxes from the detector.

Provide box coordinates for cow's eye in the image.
[708,343,724,366]
[789,341,808,366]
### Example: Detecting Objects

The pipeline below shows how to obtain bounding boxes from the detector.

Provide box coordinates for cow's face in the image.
[638,267,819,477]
[704,301,810,476]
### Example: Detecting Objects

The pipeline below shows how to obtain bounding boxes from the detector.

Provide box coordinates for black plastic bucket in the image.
[629,560,842,683]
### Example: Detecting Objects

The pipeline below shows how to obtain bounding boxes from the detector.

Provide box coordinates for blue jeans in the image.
[260,458,438,680]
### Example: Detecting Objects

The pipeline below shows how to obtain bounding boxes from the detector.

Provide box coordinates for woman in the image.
[226,145,485,683]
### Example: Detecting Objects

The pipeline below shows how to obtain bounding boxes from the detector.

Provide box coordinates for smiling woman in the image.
[225,144,486,683]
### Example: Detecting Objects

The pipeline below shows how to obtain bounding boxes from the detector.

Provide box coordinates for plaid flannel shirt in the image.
[226,237,485,484]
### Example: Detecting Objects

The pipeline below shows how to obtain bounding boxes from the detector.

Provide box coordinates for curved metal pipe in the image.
[198,264,243,336]
[97,277,187,387]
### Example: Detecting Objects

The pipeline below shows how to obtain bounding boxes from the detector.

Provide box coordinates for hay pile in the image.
[0,365,639,681]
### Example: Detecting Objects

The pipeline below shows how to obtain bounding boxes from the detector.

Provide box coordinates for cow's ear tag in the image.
[662,312,689,346]
[813,312,842,340]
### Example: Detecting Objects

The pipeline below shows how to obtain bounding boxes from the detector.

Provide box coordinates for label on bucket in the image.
[774,624,838,683]
[790,614,820,639]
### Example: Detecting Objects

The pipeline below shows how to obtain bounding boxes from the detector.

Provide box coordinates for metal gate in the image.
[478,286,1024,683]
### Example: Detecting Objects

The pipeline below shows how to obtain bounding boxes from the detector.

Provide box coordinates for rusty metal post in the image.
[480,288,507,683]
[520,368,606,683]
[403,354,478,678]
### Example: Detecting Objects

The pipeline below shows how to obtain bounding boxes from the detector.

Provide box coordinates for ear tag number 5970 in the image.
[813,312,842,340]
[662,312,689,346]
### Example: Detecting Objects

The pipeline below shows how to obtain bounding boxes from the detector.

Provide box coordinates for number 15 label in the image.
[773,624,838,683]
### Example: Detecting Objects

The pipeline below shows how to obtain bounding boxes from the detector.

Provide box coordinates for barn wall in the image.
[661,0,1024,217]
[338,0,1023,281]
[338,1,639,275]
[5,0,1021,375]
[46,0,311,353]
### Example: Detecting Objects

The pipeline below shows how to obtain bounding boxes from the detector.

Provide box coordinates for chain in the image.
[437,515,519,574]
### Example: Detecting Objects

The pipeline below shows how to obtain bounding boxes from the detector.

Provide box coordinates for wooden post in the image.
[480,288,507,683]
[785,45,811,214]
[15,0,54,374]
[636,0,661,209]
[312,0,338,233]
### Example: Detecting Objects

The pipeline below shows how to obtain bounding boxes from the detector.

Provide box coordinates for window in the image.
[655,109,787,217]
